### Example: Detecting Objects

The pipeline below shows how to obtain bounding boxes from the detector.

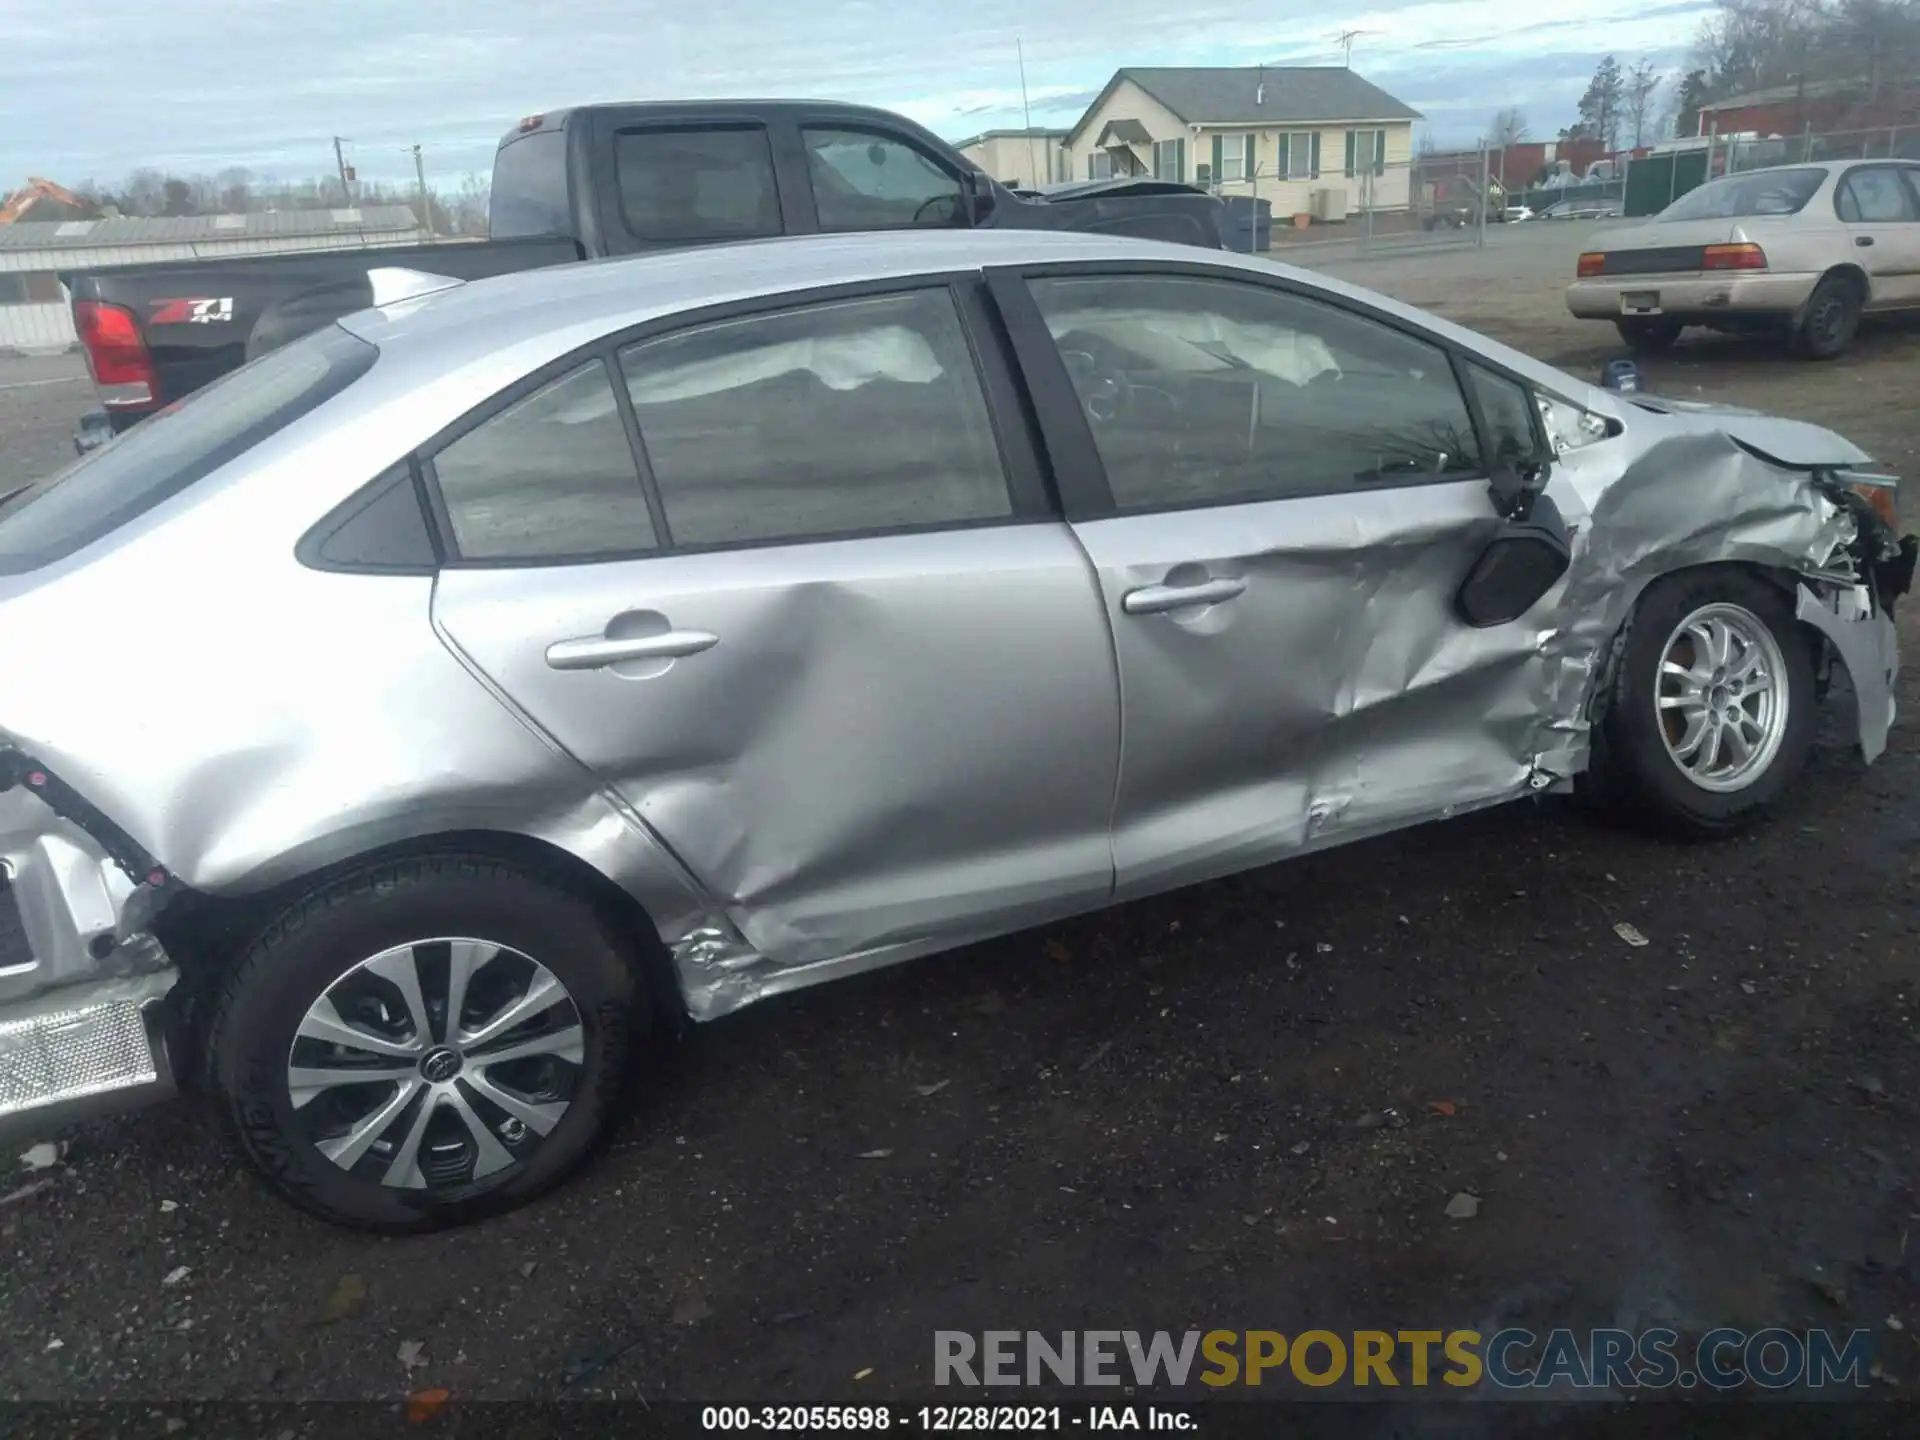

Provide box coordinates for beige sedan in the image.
[1566,159,1920,359]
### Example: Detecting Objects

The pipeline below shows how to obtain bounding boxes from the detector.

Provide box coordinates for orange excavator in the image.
[0,176,91,226]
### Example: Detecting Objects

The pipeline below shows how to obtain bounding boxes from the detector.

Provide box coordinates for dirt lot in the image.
[2,229,1918,1420]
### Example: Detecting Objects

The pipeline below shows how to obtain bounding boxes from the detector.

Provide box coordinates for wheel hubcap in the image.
[1654,602,1789,793]
[286,939,584,1192]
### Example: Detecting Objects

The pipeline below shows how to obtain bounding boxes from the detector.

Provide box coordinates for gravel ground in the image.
[3,231,1918,1415]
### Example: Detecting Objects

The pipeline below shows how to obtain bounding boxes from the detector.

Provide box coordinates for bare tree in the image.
[1626,60,1663,145]
[1491,108,1529,146]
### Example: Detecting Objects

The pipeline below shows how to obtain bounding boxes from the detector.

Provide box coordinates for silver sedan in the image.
[0,230,1910,1229]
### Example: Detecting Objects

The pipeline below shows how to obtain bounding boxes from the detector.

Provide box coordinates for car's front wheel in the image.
[206,855,643,1231]
[1586,569,1817,838]
[1614,317,1683,353]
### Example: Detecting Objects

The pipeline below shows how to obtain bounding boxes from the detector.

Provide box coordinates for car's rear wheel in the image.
[1793,272,1862,360]
[206,855,643,1231]
[1614,317,1683,353]
[1585,569,1816,838]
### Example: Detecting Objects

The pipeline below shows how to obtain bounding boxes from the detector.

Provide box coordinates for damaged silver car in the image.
[1,231,1910,1230]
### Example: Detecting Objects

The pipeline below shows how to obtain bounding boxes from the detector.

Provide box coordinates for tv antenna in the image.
[1334,29,1371,67]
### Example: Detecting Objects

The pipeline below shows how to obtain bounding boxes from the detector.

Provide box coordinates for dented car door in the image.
[991,265,1572,898]
[429,279,1121,967]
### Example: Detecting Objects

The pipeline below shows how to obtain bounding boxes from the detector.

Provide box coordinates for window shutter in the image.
[1212,133,1223,184]
[1177,138,1186,182]
[1374,129,1387,177]
[1244,135,1257,179]
[1310,132,1321,179]
[1344,130,1356,178]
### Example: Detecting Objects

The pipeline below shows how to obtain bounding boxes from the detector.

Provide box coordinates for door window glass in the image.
[1027,274,1484,510]
[803,128,967,229]
[433,361,658,560]
[1838,167,1919,223]
[621,288,1011,547]
[614,127,782,243]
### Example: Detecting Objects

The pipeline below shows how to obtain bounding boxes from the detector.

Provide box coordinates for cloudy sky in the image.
[1,0,1713,193]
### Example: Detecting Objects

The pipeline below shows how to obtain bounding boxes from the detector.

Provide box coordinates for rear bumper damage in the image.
[0,756,179,1141]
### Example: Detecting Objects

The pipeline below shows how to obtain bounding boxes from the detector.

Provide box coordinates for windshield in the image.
[1660,167,1825,221]
[0,323,376,575]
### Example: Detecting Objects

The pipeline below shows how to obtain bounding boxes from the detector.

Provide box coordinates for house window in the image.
[0,273,64,305]
[1345,128,1388,178]
[1212,134,1257,183]
[1088,151,1113,181]
[1153,138,1186,182]
[1281,132,1319,180]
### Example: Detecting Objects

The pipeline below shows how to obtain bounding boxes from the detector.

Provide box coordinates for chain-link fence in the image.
[1624,124,1919,214]
[1213,152,1495,258]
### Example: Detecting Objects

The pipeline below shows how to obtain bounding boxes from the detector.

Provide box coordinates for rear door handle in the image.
[545,630,719,671]
[1122,576,1247,615]
[1856,235,1875,247]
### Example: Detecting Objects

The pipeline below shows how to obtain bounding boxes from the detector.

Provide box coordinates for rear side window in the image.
[490,129,572,238]
[618,289,1011,547]
[0,324,375,575]
[432,360,659,561]
[615,127,782,243]
[1661,168,1824,221]
[1837,167,1919,223]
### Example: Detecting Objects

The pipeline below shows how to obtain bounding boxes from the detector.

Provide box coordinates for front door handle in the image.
[1122,576,1247,615]
[1856,235,1875,247]
[545,629,719,671]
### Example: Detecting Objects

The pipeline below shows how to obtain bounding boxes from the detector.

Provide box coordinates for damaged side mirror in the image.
[1457,473,1572,629]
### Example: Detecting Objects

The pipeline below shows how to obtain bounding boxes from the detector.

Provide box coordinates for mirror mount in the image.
[1459,472,1572,629]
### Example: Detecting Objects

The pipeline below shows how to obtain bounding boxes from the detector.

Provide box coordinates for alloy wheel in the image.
[1654,602,1790,793]
[286,939,584,1192]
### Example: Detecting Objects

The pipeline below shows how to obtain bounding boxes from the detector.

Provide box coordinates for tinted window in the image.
[1027,275,1483,510]
[615,127,781,243]
[1837,167,1919,223]
[0,324,375,575]
[490,129,571,238]
[802,128,966,229]
[433,361,658,561]
[1661,167,1824,221]
[1463,364,1539,467]
[620,289,1010,547]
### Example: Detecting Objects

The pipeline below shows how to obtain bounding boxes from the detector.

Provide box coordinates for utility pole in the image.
[412,144,434,238]
[333,137,353,206]
[1016,37,1037,186]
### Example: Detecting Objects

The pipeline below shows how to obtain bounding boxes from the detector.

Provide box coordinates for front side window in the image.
[1463,363,1540,467]
[1153,139,1186,182]
[1346,129,1387,178]
[803,128,966,229]
[1837,167,1919,223]
[620,288,1012,548]
[1089,152,1113,182]
[1028,274,1483,511]
[1219,135,1250,182]
[614,126,782,243]
[433,361,658,561]
[0,323,375,575]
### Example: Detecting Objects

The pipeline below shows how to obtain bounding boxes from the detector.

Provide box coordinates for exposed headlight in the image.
[1537,394,1613,454]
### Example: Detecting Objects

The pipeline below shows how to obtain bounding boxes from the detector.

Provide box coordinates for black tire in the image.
[206,855,643,1232]
[1614,317,1683,353]
[1793,271,1862,360]
[1585,568,1817,839]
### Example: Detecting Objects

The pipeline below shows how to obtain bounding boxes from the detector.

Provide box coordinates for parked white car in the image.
[1566,160,1920,358]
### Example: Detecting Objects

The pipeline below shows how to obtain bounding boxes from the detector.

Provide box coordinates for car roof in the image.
[342,229,1224,363]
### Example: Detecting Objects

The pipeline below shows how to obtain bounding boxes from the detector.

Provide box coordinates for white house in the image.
[1063,67,1423,215]
[955,128,1072,188]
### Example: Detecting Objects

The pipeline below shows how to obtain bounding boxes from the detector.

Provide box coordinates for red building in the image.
[1694,76,1920,138]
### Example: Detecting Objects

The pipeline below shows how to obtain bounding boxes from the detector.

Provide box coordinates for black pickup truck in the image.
[64,99,1226,448]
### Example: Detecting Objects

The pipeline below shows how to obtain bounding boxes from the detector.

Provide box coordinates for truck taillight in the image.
[74,301,157,410]
[1702,243,1766,271]
[1576,252,1606,278]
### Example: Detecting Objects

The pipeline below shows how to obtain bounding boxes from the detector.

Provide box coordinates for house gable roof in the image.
[1066,66,1423,142]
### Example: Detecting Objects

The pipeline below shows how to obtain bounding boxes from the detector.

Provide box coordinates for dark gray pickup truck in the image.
[63,99,1227,448]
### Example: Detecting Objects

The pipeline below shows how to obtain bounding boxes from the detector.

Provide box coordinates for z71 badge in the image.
[149,297,234,324]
